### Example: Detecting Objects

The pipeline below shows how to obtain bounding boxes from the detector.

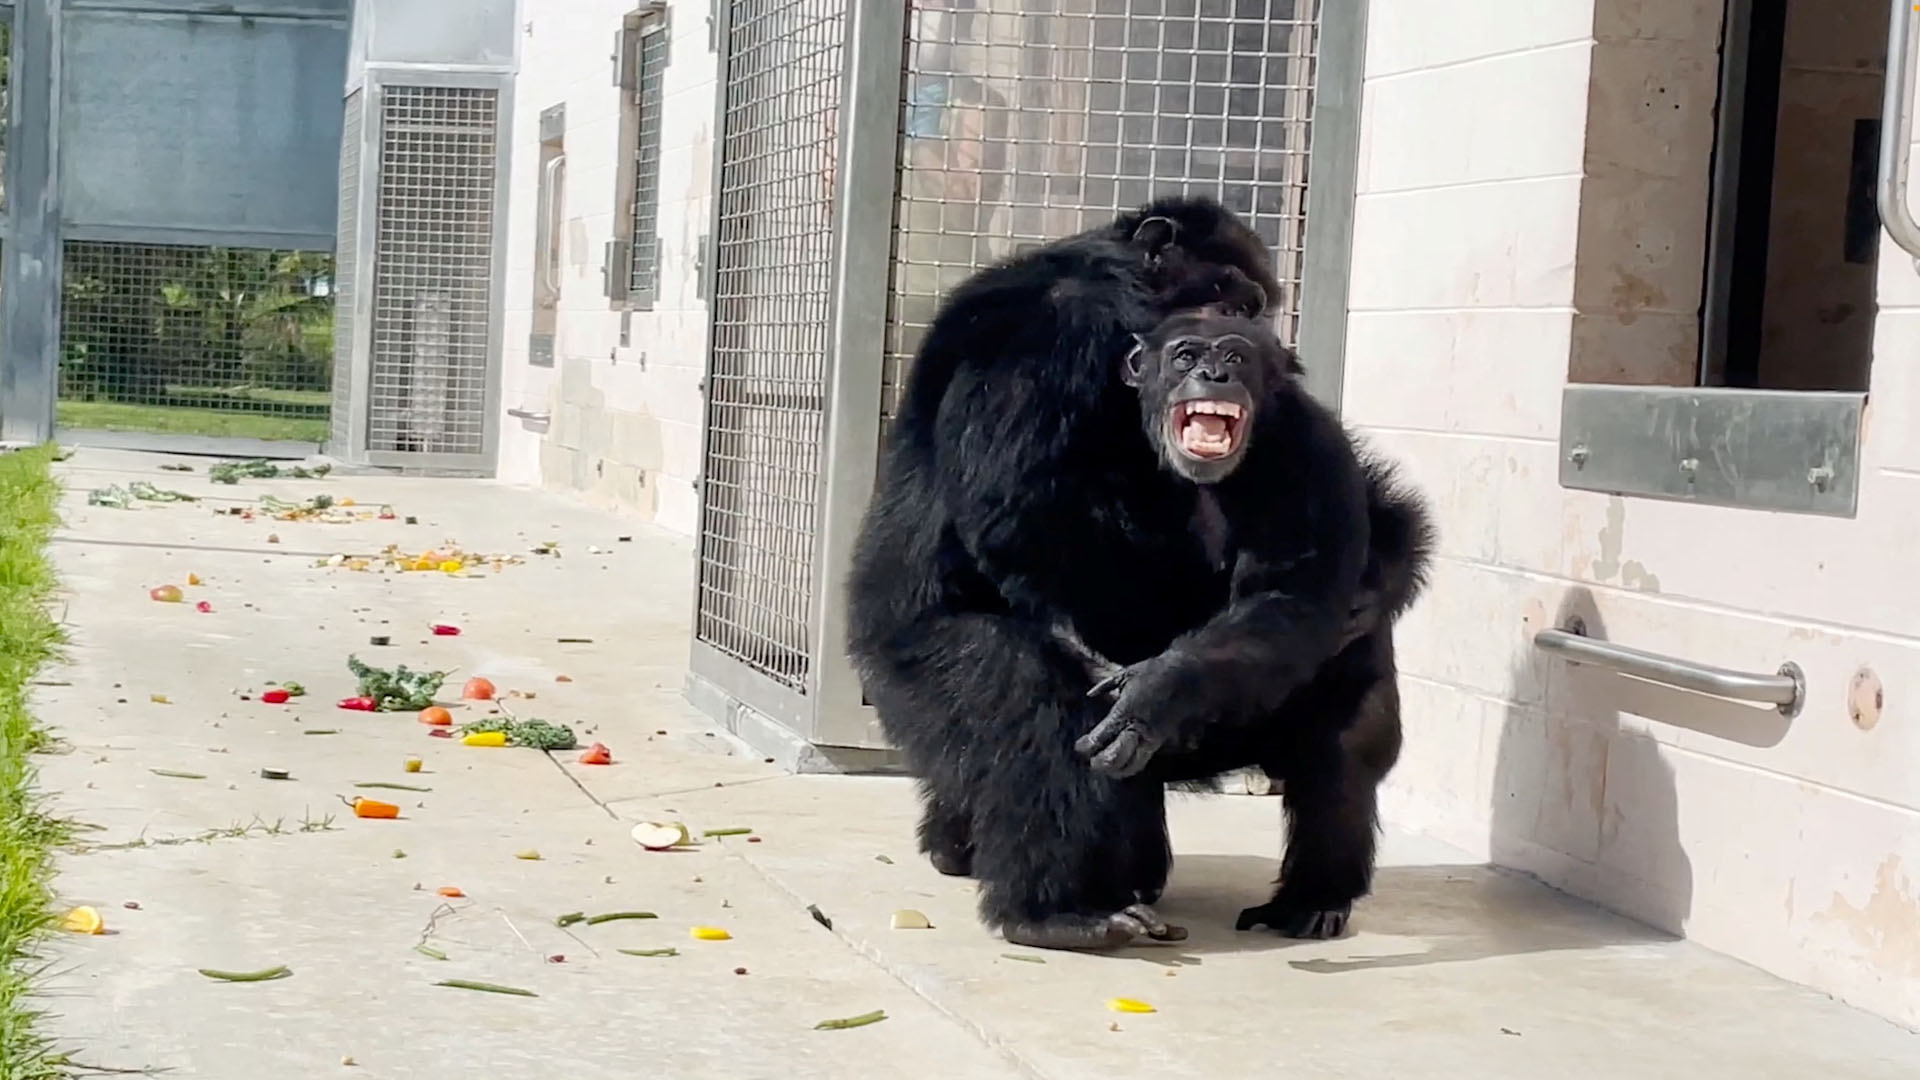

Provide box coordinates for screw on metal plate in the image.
[1807,465,1833,491]
[1567,444,1589,469]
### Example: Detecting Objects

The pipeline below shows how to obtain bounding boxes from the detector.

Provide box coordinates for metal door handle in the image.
[541,153,567,296]
[1534,627,1805,717]
[1878,0,1920,263]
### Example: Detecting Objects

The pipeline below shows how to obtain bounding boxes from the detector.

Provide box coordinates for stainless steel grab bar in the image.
[1879,0,1920,264]
[506,408,551,423]
[539,153,567,297]
[1534,627,1805,717]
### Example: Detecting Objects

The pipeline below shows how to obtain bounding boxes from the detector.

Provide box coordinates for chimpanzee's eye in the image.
[1223,350,1244,365]
[1172,346,1199,370]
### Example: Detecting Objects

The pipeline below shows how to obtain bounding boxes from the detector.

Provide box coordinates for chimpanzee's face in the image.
[1124,311,1298,485]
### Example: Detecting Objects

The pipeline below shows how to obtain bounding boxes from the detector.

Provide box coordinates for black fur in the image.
[844,197,1279,949]
[1069,311,1436,940]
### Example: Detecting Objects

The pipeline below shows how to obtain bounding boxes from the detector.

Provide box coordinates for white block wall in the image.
[1347,0,1920,1030]
[498,0,719,535]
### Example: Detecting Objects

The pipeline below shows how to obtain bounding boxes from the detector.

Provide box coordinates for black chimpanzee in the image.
[844,196,1283,950]
[1064,309,1434,941]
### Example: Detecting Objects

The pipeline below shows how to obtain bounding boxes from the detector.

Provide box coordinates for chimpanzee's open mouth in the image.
[1169,400,1247,460]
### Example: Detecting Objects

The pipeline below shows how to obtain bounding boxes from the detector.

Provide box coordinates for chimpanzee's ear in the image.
[1122,334,1150,386]
[1131,216,1179,257]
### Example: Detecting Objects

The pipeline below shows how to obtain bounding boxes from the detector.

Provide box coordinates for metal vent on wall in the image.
[882,0,1320,423]
[695,0,848,691]
[366,85,500,457]
[330,87,363,454]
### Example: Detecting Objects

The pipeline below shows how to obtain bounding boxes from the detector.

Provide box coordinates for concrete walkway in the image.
[32,449,1920,1078]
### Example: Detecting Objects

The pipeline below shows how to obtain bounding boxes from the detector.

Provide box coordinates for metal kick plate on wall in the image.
[1559,384,1864,517]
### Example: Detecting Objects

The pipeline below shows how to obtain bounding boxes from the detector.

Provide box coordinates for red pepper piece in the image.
[337,696,377,711]
[195,601,213,613]
[261,689,291,705]
[429,624,461,636]
[426,728,454,739]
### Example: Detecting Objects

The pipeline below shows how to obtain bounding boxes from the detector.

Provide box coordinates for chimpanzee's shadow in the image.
[1129,855,1674,966]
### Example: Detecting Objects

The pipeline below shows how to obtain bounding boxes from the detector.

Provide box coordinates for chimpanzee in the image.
[844,196,1283,949]
[1063,309,1434,941]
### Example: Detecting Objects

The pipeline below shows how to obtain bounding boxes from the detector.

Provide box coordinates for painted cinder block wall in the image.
[497,0,719,535]
[1345,0,1920,1029]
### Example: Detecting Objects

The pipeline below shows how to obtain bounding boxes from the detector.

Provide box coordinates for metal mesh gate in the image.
[57,241,337,442]
[695,0,848,690]
[365,85,500,457]
[883,0,1319,422]
[330,87,363,453]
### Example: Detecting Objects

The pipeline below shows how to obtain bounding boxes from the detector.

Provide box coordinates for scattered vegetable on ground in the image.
[434,979,536,998]
[210,459,331,484]
[815,1010,888,1031]
[347,654,448,712]
[198,966,293,983]
[348,797,400,820]
[60,907,105,935]
[455,716,576,751]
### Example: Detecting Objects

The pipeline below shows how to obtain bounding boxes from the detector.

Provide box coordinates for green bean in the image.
[584,911,658,925]
[702,827,753,837]
[435,979,537,997]
[814,1010,887,1031]
[198,965,292,982]
[617,948,679,957]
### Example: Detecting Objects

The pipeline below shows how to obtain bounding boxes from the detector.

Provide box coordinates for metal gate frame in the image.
[331,65,514,474]
[688,0,1370,763]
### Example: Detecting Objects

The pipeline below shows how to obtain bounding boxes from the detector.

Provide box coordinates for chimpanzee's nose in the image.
[1195,364,1230,383]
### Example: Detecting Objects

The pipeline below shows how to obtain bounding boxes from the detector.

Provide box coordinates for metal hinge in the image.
[603,239,631,302]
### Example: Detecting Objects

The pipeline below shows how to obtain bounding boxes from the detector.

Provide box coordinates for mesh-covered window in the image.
[367,85,499,457]
[627,18,670,305]
[696,0,846,689]
[56,242,336,443]
[883,0,1321,423]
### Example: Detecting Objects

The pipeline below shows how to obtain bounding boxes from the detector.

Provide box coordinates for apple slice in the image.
[630,821,692,851]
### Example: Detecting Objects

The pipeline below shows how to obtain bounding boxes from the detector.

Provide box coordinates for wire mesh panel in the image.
[366,84,499,457]
[1,10,13,216]
[696,0,847,690]
[56,242,336,442]
[627,19,669,301]
[330,87,363,453]
[883,0,1320,422]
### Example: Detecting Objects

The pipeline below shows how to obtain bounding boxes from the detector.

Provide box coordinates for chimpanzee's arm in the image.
[1075,469,1371,778]
[932,265,1151,622]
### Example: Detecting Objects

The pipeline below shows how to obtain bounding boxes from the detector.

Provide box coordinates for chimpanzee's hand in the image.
[1076,655,1193,778]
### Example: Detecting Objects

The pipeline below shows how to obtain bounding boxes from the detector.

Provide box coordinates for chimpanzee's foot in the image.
[1002,904,1188,950]
[1235,899,1352,940]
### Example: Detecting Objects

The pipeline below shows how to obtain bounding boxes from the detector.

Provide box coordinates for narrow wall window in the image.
[1700,0,1886,391]
[606,5,670,311]
[1558,0,1885,517]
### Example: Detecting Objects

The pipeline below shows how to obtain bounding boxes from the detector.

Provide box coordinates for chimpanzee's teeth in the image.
[1181,401,1244,419]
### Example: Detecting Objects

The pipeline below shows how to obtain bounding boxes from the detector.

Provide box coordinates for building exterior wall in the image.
[498,0,718,535]
[1345,0,1920,1029]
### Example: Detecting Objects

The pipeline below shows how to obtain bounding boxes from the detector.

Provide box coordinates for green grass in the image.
[0,445,66,1080]
[57,400,328,444]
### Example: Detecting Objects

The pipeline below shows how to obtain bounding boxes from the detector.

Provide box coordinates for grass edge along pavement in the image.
[0,445,67,1080]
